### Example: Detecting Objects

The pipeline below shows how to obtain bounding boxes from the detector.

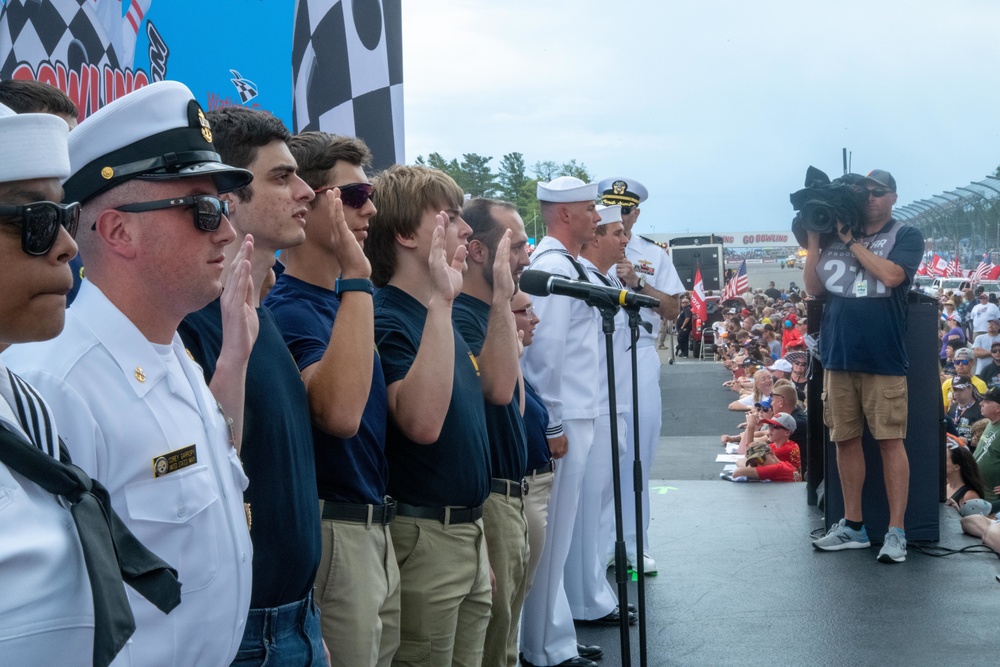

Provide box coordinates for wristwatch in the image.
[631,275,647,292]
[845,239,857,250]
[334,277,374,297]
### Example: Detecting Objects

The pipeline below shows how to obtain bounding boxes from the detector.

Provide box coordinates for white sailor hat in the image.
[0,102,70,183]
[596,204,622,226]
[598,176,648,207]
[64,80,253,204]
[537,176,598,203]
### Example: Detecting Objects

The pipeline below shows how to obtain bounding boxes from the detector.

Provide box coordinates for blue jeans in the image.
[231,592,326,666]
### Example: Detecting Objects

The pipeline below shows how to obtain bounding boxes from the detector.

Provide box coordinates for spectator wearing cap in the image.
[946,375,984,442]
[758,412,801,472]
[970,292,1000,338]
[971,316,1000,375]
[972,387,1000,505]
[767,357,793,380]
[805,168,924,564]
[942,299,960,324]
[520,176,604,667]
[2,81,257,666]
[176,108,330,665]
[771,380,808,465]
[732,440,800,482]
[599,176,684,577]
[785,351,809,398]
[978,342,1000,390]
[943,348,987,411]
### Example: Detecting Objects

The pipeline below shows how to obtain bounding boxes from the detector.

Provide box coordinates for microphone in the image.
[520,269,660,310]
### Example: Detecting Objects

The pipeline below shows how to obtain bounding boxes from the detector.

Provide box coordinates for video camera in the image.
[789,166,868,249]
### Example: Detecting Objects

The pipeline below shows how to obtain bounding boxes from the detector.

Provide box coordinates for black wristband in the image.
[845,239,857,250]
[334,277,374,297]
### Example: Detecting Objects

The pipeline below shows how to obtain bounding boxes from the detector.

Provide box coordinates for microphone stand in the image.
[626,307,652,667]
[587,293,632,667]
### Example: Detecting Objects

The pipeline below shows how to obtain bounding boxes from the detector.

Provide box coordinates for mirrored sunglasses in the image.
[0,201,80,256]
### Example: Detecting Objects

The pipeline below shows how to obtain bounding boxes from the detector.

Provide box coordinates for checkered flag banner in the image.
[229,69,258,104]
[292,0,404,170]
[1,0,120,80]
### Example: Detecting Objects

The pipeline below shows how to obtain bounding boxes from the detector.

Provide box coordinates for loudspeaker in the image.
[670,245,723,291]
[820,295,942,543]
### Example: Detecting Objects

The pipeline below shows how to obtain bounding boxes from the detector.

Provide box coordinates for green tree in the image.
[459,153,497,198]
[497,152,529,204]
[533,160,559,181]
[559,159,591,182]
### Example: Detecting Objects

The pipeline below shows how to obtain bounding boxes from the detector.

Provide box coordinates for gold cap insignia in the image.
[197,109,213,143]
[134,366,146,383]
[101,167,114,179]
[612,180,628,195]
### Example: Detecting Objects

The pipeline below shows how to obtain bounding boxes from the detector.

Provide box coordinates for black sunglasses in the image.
[313,182,374,210]
[0,201,80,256]
[113,195,229,232]
[620,205,635,215]
[867,188,891,198]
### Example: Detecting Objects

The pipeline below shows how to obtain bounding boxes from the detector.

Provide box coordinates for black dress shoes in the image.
[576,642,603,660]
[574,606,637,626]
[520,657,598,667]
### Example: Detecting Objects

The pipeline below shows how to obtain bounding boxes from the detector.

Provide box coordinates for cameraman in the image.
[803,169,924,564]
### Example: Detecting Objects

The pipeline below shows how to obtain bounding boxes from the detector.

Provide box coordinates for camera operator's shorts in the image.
[822,370,908,442]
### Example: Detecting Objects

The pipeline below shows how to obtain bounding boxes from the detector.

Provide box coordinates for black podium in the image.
[814,293,943,543]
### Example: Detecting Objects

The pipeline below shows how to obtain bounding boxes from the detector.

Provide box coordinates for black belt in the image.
[321,498,396,526]
[491,478,528,498]
[395,502,484,525]
[528,460,555,476]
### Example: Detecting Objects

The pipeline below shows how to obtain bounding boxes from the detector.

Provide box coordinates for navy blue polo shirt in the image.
[264,274,388,505]
[374,286,491,508]
[523,378,552,472]
[452,293,527,482]
[178,299,321,609]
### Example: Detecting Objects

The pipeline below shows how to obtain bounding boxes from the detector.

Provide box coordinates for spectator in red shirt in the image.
[759,412,801,473]
[732,441,800,482]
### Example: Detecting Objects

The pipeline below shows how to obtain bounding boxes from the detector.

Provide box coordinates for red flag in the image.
[916,261,928,276]
[691,267,708,322]
[931,254,948,277]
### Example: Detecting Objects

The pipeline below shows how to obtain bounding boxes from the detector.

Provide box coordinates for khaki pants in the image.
[390,516,492,667]
[315,514,401,667]
[522,469,554,594]
[482,490,529,667]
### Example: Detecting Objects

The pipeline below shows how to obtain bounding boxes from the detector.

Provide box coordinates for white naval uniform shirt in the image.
[2,281,252,667]
[580,257,633,417]
[0,363,95,666]
[522,237,600,437]
[625,234,685,345]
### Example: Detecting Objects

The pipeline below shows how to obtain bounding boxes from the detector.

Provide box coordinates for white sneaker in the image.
[642,552,658,575]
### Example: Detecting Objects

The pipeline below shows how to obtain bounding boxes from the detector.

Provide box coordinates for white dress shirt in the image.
[3,281,252,667]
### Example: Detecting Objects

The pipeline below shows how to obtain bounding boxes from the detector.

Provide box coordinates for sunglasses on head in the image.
[114,195,229,232]
[867,188,891,198]
[313,182,374,209]
[0,201,80,256]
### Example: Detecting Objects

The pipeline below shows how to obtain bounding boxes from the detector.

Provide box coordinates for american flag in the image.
[723,259,748,300]
[973,254,994,281]
[947,257,962,277]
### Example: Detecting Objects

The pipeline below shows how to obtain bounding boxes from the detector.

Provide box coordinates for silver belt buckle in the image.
[521,478,529,496]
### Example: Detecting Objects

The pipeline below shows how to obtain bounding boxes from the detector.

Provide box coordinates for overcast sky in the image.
[401,0,1000,236]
